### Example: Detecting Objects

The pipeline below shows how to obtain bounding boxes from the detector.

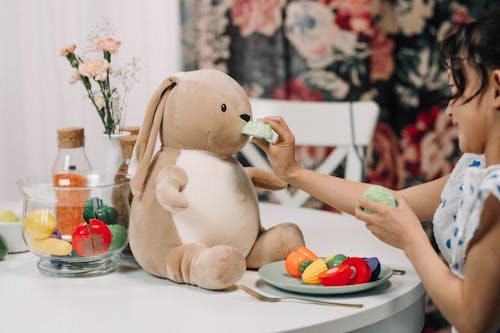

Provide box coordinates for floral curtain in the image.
[180,0,496,329]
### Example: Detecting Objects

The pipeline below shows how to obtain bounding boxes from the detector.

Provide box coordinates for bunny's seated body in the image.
[129,69,305,290]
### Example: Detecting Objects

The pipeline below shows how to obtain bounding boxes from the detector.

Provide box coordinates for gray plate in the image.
[258,261,393,295]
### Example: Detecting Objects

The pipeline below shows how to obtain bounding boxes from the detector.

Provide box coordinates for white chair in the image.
[241,98,380,207]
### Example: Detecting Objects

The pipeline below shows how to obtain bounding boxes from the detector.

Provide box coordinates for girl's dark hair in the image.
[440,5,500,104]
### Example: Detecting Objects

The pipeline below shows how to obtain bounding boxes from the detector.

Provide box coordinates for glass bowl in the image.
[17,171,131,277]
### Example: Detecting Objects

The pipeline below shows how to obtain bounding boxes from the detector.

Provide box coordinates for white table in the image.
[0,202,424,333]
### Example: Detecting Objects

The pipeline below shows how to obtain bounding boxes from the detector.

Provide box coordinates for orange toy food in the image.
[285,246,318,278]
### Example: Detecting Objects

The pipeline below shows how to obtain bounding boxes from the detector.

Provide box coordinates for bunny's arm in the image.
[155,166,189,212]
[245,167,287,191]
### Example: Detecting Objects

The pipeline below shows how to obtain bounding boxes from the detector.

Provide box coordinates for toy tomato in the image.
[318,264,351,286]
[344,257,371,285]
[72,219,112,257]
[285,246,318,278]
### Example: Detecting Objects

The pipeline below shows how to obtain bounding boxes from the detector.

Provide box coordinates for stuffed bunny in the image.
[129,69,305,290]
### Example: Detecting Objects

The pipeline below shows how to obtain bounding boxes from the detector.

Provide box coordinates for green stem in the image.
[79,76,106,131]
[98,78,114,136]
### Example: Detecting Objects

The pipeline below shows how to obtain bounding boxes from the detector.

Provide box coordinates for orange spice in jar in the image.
[53,173,90,235]
[52,127,92,236]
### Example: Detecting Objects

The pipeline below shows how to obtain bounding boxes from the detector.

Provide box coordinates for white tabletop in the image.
[0,202,424,333]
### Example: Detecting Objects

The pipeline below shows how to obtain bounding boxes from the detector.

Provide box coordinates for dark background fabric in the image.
[180,0,498,330]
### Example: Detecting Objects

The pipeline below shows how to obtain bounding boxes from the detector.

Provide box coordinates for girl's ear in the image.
[492,69,500,110]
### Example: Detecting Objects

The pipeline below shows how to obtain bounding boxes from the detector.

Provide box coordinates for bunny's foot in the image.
[246,223,305,269]
[166,244,246,290]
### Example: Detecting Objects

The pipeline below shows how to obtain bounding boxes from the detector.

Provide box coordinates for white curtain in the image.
[0,0,181,201]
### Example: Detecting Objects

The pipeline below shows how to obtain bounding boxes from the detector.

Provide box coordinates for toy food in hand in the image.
[361,185,397,214]
[285,246,318,278]
[241,120,273,141]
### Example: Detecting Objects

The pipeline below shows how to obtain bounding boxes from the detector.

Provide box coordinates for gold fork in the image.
[237,285,363,308]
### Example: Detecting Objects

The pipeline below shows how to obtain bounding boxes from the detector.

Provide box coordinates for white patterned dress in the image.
[432,153,500,332]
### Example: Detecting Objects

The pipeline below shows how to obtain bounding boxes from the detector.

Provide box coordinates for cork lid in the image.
[120,135,137,159]
[122,126,140,136]
[57,127,85,148]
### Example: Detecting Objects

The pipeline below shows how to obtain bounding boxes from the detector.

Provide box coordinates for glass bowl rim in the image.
[17,170,129,191]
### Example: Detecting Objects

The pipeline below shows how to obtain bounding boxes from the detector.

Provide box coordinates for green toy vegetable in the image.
[298,260,313,276]
[361,185,397,214]
[325,254,347,268]
[83,197,118,225]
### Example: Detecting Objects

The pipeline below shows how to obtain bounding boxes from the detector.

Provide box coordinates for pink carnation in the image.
[59,44,76,56]
[95,36,122,54]
[79,58,109,81]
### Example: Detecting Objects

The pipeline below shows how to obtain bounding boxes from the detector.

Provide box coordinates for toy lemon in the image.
[23,210,57,239]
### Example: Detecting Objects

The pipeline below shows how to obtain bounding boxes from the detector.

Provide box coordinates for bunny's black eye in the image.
[221,104,227,112]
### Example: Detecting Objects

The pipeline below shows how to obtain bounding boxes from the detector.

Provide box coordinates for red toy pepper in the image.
[344,257,371,285]
[318,264,351,286]
[72,218,112,257]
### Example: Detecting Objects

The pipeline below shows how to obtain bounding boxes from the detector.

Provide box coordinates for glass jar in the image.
[17,171,130,277]
[52,127,93,237]
[52,127,92,173]
[112,135,137,258]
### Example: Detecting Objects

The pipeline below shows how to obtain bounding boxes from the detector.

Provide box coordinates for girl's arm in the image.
[357,194,500,332]
[420,194,500,332]
[254,116,448,218]
[285,168,448,218]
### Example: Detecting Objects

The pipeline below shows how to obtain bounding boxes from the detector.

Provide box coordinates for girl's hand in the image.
[251,116,300,181]
[354,193,428,252]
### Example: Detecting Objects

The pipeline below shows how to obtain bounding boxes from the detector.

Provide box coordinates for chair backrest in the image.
[241,98,380,207]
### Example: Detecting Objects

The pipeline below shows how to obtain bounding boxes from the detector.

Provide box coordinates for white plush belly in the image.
[172,150,260,256]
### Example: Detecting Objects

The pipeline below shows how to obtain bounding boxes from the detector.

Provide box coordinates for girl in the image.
[253,8,500,333]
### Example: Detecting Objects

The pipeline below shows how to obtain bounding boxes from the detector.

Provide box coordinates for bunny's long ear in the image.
[130,74,182,196]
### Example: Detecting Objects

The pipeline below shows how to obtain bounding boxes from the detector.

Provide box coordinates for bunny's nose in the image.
[240,114,251,122]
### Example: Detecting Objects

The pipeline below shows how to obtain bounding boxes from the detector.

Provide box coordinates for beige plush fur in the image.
[129,69,305,290]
